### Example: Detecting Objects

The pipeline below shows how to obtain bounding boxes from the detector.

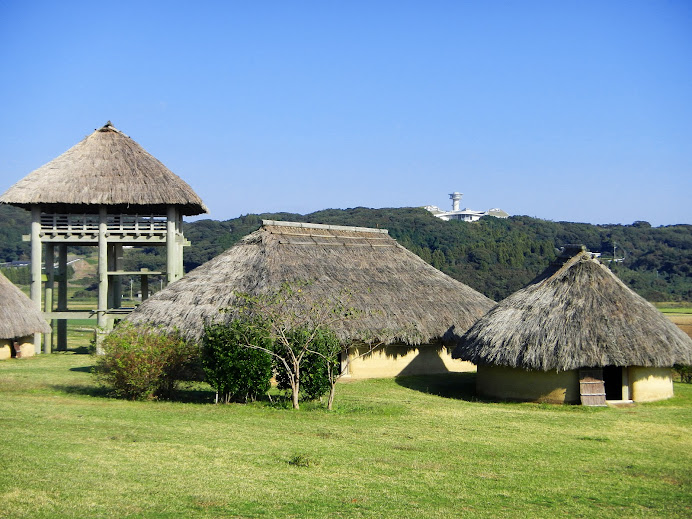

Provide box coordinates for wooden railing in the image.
[40,214,168,234]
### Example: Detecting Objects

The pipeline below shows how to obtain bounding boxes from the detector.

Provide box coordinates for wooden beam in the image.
[31,206,42,354]
[57,244,68,351]
[43,243,54,354]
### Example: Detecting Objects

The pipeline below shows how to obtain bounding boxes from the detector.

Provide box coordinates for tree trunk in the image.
[292,380,300,409]
[290,362,300,409]
[327,383,336,410]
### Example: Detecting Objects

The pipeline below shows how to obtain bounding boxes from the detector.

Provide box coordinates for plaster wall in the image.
[629,367,674,402]
[345,343,475,379]
[476,365,581,403]
[0,339,10,360]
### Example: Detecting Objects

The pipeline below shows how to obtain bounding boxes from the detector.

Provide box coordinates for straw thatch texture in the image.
[0,122,207,215]
[453,248,692,371]
[127,221,495,344]
[0,272,50,338]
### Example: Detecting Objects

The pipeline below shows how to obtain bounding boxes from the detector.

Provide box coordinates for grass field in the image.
[1,354,690,518]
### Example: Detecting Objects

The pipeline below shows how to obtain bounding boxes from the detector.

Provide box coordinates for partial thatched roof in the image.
[127,220,495,345]
[0,272,51,339]
[453,245,692,371]
[0,122,207,216]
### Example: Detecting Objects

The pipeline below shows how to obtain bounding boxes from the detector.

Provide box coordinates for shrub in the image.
[201,320,273,403]
[673,364,692,383]
[94,322,197,400]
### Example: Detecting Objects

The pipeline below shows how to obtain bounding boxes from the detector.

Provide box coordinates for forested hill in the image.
[1,204,690,302]
[183,207,692,302]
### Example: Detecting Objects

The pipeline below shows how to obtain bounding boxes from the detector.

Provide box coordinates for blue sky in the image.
[1,1,690,226]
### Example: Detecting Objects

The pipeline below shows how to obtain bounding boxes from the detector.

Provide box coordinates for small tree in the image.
[274,327,340,403]
[201,320,273,403]
[307,332,387,410]
[229,282,356,409]
[229,282,388,410]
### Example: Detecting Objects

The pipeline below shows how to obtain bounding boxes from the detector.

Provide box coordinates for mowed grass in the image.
[1,355,691,518]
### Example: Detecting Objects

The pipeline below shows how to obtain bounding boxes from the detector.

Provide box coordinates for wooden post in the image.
[113,243,123,309]
[166,206,177,285]
[96,207,108,353]
[43,243,54,354]
[141,274,149,301]
[178,212,185,279]
[30,206,42,354]
[57,244,68,351]
[107,243,115,310]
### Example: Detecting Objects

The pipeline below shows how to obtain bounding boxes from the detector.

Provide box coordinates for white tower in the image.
[449,192,463,212]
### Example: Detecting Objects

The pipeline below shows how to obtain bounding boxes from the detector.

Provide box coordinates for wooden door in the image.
[579,368,607,406]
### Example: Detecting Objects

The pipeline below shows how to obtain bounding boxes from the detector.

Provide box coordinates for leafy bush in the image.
[94,322,197,400]
[201,320,273,403]
[673,364,692,383]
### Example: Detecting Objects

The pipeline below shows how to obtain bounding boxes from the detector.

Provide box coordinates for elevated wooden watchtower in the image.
[0,122,207,353]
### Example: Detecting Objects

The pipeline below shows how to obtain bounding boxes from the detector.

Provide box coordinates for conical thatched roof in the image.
[453,245,692,371]
[0,122,207,216]
[127,221,495,344]
[0,272,50,339]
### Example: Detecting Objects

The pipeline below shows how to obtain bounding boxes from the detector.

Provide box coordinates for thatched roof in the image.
[453,245,692,371]
[0,122,207,216]
[127,220,495,344]
[0,272,51,339]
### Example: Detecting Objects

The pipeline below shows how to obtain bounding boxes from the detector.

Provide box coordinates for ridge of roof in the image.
[262,220,389,234]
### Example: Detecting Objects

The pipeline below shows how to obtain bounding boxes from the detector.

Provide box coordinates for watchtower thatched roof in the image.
[453,245,692,371]
[127,220,495,344]
[0,272,50,339]
[0,122,207,216]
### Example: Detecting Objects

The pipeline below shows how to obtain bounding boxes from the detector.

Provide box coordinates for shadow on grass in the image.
[69,365,94,373]
[51,384,111,398]
[51,382,224,405]
[395,372,483,401]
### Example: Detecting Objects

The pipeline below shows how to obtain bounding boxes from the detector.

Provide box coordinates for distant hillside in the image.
[1,204,690,302]
[183,207,692,302]
[0,204,30,262]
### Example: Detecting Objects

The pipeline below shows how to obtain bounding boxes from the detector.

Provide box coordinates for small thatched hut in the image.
[0,272,51,359]
[453,245,692,404]
[127,220,495,378]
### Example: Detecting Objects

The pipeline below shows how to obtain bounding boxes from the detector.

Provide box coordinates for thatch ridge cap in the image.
[262,220,389,234]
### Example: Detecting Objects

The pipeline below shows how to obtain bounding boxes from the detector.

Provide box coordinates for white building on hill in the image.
[424,192,509,222]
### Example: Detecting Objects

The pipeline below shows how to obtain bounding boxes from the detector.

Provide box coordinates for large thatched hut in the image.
[127,220,495,378]
[0,121,207,352]
[453,245,692,404]
[0,272,51,360]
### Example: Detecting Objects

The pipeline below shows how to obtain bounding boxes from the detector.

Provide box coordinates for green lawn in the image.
[1,354,691,518]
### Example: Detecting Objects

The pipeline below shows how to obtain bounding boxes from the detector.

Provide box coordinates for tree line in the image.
[1,204,690,302]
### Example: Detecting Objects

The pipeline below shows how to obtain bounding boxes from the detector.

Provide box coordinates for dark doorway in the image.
[603,366,623,400]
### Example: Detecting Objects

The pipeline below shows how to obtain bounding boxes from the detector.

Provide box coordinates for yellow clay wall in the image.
[345,343,475,379]
[0,339,11,360]
[629,366,673,402]
[476,365,581,404]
